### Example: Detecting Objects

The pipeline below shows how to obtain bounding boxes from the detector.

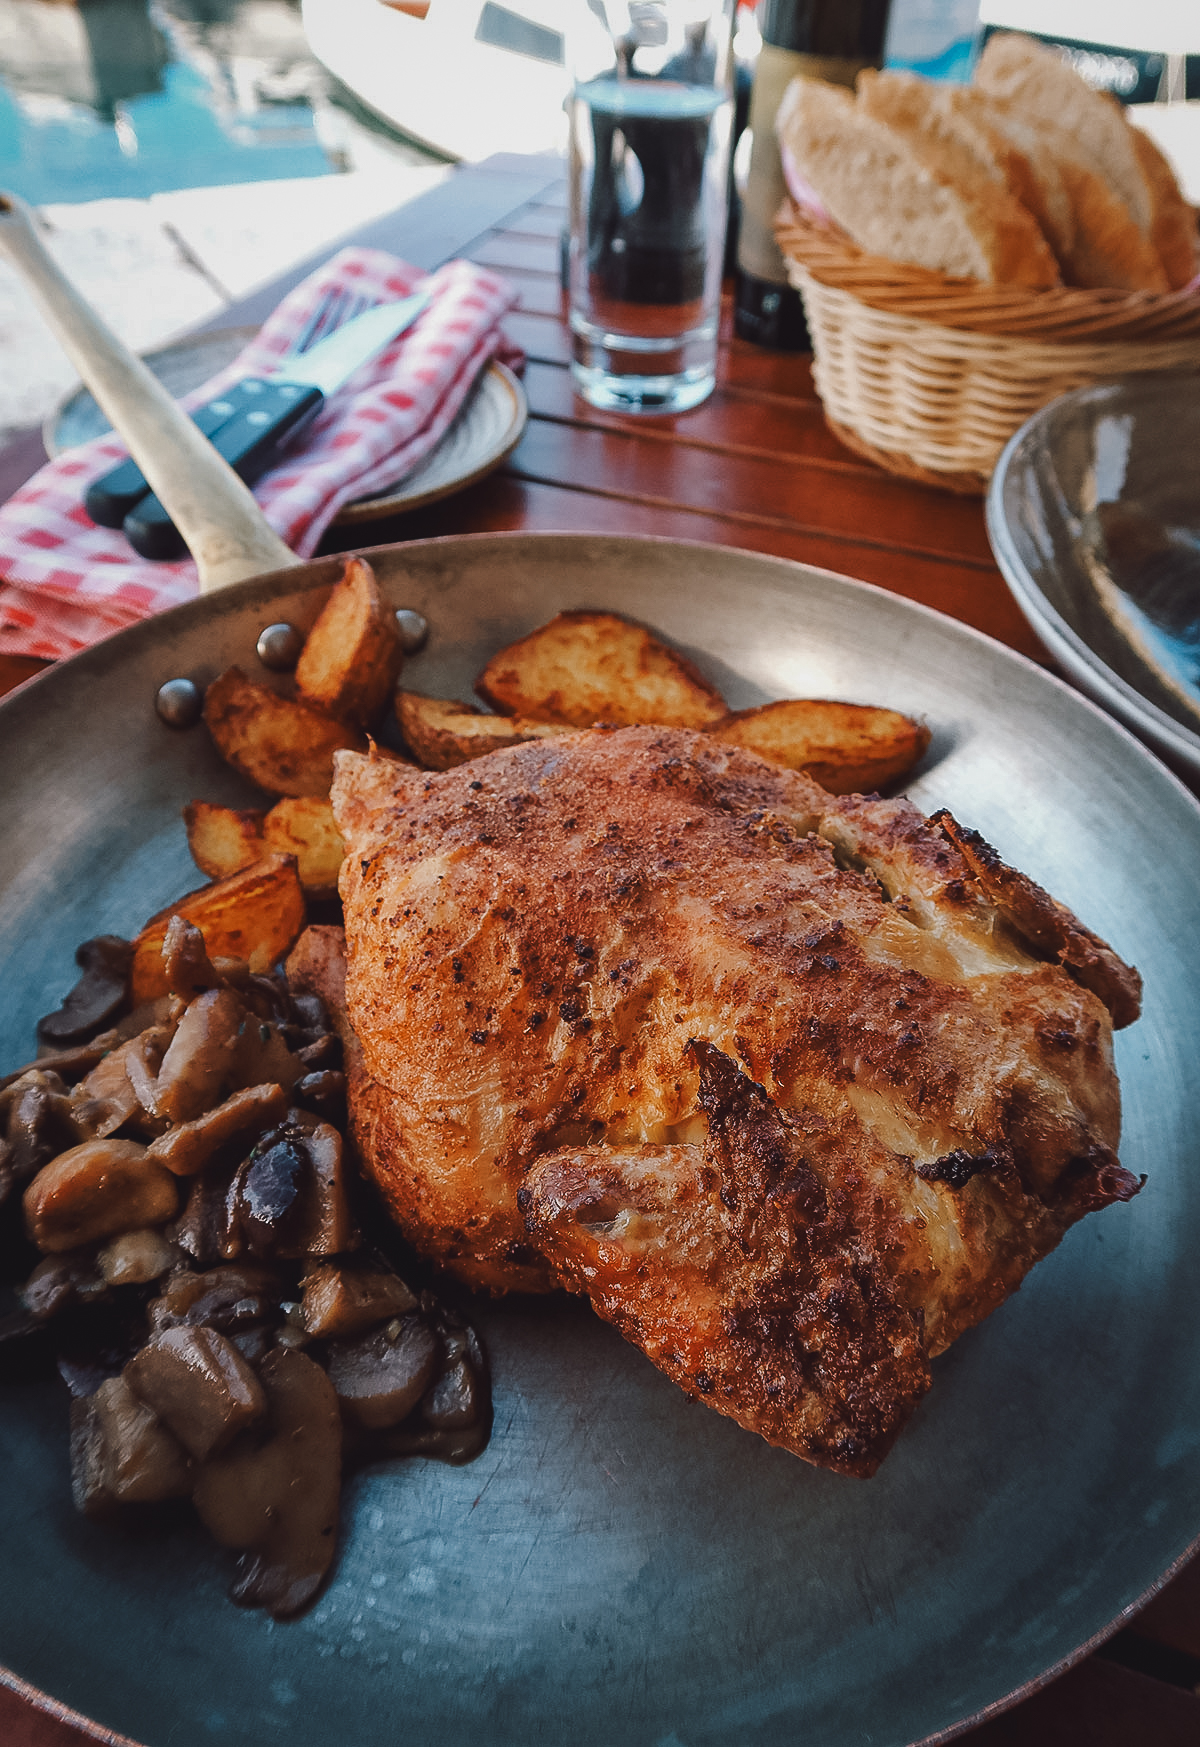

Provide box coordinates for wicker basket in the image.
[776,207,1200,494]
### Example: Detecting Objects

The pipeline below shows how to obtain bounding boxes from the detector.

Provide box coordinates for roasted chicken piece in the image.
[330,727,1141,1476]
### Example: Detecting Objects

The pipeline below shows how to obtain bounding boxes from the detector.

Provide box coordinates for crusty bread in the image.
[970,93,1169,292]
[974,33,1154,234]
[856,68,1005,190]
[776,75,1060,288]
[856,67,1170,293]
[1052,156,1170,293]
[1129,124,1200,291]
[939,86,1076,266]
[857,70,1076,270]
[777,42,1196,295]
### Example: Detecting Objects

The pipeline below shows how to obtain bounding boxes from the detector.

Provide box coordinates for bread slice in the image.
[857,69,1077,271]
[776,75,1060,287]
[975,33,1154,234]
[1129,124,1200,291]
[941,86,1076,267]
[963,89,1168,292]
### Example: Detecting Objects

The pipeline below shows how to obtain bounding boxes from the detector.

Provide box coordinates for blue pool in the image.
[0,0,342,204]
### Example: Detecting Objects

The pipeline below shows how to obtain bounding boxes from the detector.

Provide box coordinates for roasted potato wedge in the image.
[294,556,403,728]
[709,698,931,794]
[184,799,343,897]
[131,855,306,1004]
[475,610,726,729]
[203,667,365,798]
[184,800,266,881]
[397,691,570,770]
[262,797,345,898]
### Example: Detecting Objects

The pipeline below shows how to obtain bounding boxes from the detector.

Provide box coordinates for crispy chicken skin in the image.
[331,727,1141,1476]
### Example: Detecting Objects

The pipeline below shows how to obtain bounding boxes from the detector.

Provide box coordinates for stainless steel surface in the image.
[153,676,203,728]
[394,606,430,653]
[987,373,1200,779]
[255,622,304,671]
[2,532,1199,1747]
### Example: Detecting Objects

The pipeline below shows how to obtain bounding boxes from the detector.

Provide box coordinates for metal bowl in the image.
[986,372,1200,780]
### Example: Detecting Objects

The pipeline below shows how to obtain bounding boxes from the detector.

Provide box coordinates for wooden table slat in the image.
[506,414,998,566]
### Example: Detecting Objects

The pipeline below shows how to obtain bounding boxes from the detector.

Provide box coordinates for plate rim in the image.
[986,380,1200,778]
[42,332,527,528]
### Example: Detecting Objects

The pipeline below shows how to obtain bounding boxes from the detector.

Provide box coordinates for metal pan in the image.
[2,195,1200,1747]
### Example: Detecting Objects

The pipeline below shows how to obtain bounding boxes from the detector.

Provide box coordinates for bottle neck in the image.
[736,41,871,288]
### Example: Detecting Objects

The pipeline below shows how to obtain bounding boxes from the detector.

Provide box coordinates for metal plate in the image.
[45,332,528,523]
[986,373,1200,780]
[2,533,1199,1747]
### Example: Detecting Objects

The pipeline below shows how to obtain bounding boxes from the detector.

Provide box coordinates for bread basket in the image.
[777,205,1200,495]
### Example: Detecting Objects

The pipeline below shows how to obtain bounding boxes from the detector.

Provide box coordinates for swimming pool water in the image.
[0,0,335,204]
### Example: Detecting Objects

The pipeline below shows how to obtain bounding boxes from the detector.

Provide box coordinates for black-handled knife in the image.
[83,286,432,558]
[122,383,325,559]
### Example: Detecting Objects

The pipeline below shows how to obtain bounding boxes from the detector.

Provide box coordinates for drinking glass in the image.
[566,0,736,415]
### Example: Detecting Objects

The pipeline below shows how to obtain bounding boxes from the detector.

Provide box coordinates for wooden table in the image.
[1,151,1198,1747]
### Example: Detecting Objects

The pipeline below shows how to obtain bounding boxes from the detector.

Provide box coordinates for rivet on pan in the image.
[395,608,429,654]
[155,677,203,729]
[257,622,304,670]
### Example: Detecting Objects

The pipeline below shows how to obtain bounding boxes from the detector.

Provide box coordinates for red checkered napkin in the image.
[0,247,521,661]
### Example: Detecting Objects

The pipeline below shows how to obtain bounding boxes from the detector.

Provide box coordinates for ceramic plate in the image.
[986,373,1200,779]
[2,535,1199,1747]
[45,331,527,523]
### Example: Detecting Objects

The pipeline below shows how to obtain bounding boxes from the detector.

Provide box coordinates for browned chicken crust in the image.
[331,727,1141,1476]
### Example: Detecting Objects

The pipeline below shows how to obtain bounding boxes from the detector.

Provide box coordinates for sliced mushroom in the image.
[21,1250,106,1319]
[2,1034,120,1093]
[295,1032,341,1071]
[149,1271,286,1334]
[161,916,221,1003]
[227,1119,354,1260]
[148,1264,287,1364]
[145,1081,289,1178]
[69,1393,118,1519]
[423,1354,481,1432]
[37,937,132,1049]
[286,992,331,1042]
[172,1161,245,1267]
[4,1071,78,1185]
[239,971,293,1030]
[73,1029,168,1139]
[192,1346,341,1618]
[291,1070,346,1126]
[152,987,246,1124]
[82,1374,194,1505]
[325,1314,440,1430]
[24,1138,181,1252]
[296,1119,355,1256]
[122,1025,177,1133]
[300,1261,418,1340]
[228,1126,309,1257]
[229,1018,302,1101]
[125,1326,267,1462]
[97,1227,178,1287]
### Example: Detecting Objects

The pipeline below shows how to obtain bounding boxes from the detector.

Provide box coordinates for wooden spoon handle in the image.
[0,190,299,594]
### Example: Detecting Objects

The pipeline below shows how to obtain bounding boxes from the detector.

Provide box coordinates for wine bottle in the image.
[734,0,891,349]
